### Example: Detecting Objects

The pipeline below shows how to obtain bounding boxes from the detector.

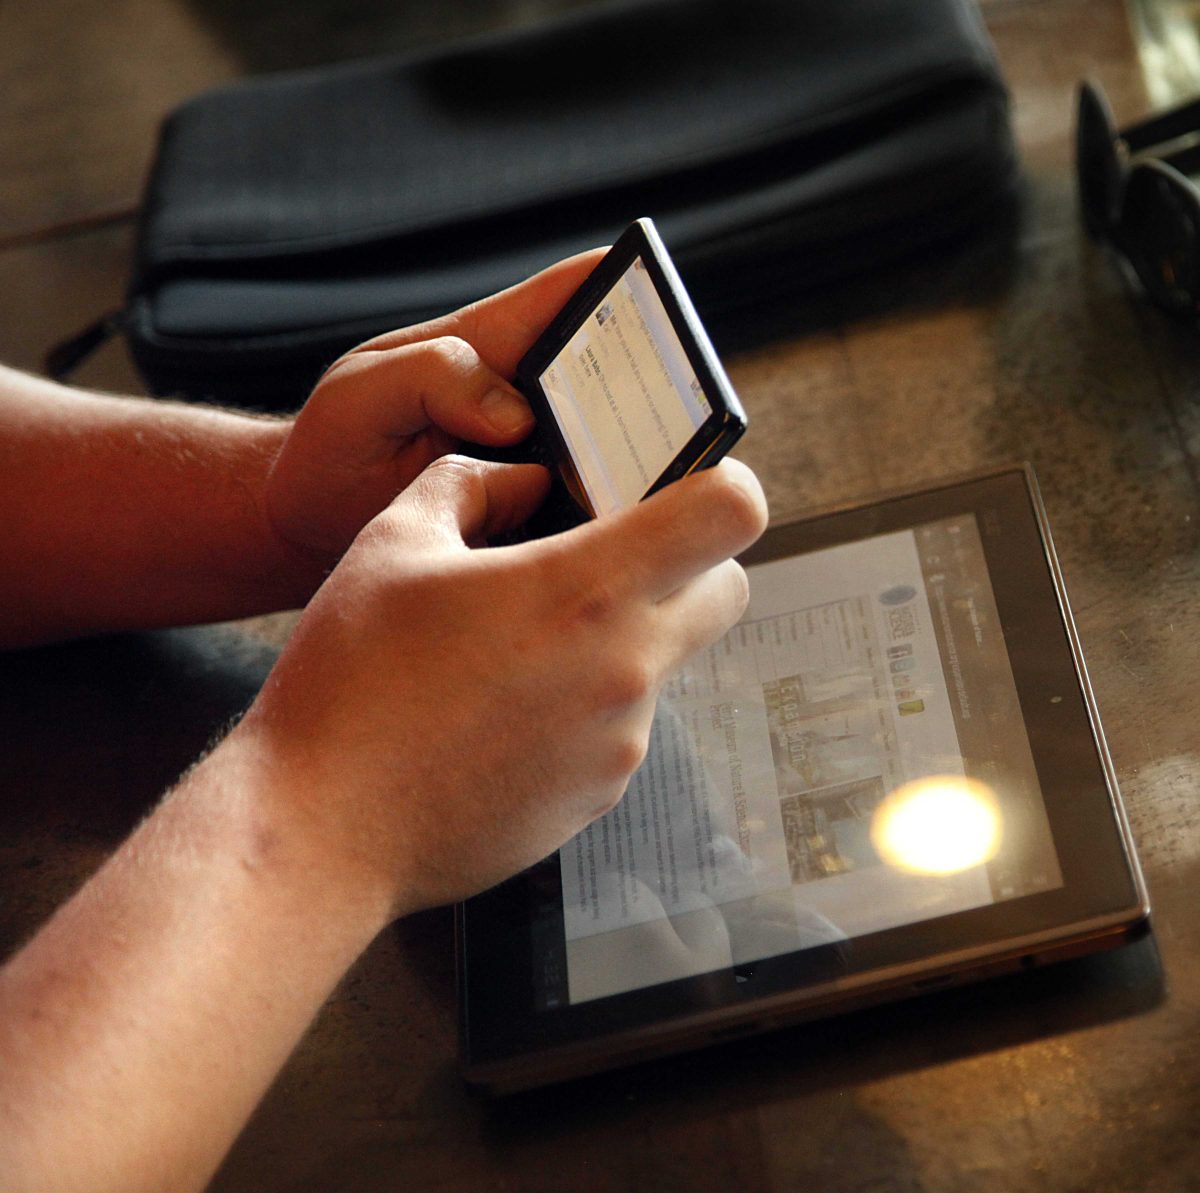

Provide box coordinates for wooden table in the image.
[1,2,1197,1189]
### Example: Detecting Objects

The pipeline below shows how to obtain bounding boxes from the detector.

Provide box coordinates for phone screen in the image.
[538,256,715,517]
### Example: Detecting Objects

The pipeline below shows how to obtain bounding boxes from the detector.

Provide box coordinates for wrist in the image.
[238,418,338,607]
[204,715,401,938]
[0,713,397,1191]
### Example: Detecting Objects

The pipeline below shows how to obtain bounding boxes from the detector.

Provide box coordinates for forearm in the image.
[0,731,390,1193]
[0,252,610,647]
[0,367,321,646]
[0,453,766,1191]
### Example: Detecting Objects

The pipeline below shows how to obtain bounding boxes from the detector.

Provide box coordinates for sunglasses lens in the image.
[1119,162,1200,317]
[1076,81,1123,236]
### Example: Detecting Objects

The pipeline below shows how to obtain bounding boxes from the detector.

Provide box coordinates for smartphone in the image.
[511,218,747,534]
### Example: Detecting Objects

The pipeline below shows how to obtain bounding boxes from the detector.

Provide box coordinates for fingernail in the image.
[481,387,533,435]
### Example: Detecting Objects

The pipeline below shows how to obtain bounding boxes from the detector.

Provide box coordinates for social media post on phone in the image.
[538,257,714,517]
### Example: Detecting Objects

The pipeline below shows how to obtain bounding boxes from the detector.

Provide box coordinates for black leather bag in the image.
[53,0,1018,408]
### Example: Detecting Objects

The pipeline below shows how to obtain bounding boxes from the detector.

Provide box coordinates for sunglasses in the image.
[1076,78,1200,320]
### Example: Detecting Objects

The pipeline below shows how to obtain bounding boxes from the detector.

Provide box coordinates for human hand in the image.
[263,250,605,569]
[230,453,767,922]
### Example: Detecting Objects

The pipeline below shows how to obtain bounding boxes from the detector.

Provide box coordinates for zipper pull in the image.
[43,309,126,381]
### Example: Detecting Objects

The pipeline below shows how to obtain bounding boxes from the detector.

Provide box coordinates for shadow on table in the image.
[0,626,277,840]
[480,931,1164,1139]
[0,625,279,952]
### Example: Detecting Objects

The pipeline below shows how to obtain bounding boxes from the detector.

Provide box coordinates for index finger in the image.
[370,456,552,553]
[347,249,608,376]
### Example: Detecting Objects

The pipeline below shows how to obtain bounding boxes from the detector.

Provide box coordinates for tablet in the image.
[457,466,1150,1094]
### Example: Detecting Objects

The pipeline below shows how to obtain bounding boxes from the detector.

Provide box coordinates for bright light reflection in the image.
[870,775,1002,876]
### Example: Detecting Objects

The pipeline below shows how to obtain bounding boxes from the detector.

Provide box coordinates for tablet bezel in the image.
[513,217,746,519]
[457,465,1150,1092]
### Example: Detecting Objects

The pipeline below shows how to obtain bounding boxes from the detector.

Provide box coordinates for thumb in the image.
[314,336,535,451]
[375,456,551,550]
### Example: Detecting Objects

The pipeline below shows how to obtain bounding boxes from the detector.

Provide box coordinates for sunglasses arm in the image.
[1122,95,1200,153]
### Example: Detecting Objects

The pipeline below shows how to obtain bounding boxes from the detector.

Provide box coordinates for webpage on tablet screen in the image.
[553,515,1064,1006]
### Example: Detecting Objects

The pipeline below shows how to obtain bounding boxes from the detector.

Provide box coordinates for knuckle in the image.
[361,453,485,543]
[706,467,768,543]
[612,731,651,778]
[418,334,478,374]
[589,780,631,821]
[596,657,657,711]
[596,732,650,789]
[355,509,396,547]
[725,559,751,616]
[423,452,481,483]
[310,348,362,392]
[561,572,624,629]
[418,452,488,506]
[356,501,423,556]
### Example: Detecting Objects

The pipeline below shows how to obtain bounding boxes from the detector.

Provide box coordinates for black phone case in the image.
[49,0,1017,410]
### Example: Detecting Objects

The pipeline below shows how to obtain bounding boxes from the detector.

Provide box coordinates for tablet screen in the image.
[549,510,1063,1007]
[538,256,714,516]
